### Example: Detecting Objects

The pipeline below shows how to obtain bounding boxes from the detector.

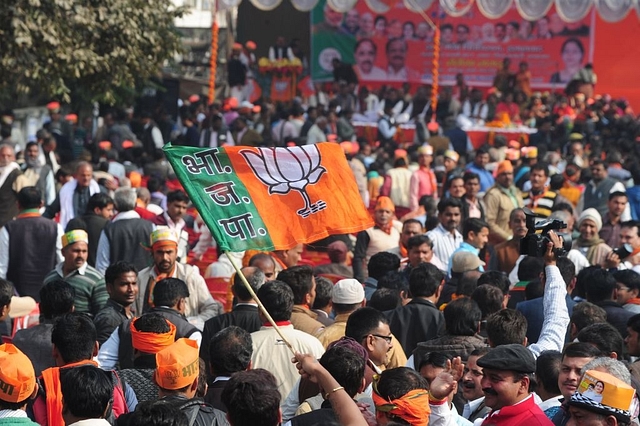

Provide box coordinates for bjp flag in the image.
[163,143,373,252]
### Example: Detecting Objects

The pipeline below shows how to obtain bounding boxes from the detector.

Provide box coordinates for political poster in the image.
[310,0,594,89]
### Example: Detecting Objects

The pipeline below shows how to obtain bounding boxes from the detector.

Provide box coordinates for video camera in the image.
[519,208,572,257]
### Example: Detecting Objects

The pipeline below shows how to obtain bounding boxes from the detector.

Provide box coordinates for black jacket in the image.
[200,304,261,363]
[596,300,635,338]
[94,299,133,346]
[162,395,229,426]
[385,298,445,355]
[204,379,228,412]
[290,399,341,426]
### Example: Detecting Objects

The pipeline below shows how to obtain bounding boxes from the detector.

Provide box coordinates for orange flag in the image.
[163,143,373,252]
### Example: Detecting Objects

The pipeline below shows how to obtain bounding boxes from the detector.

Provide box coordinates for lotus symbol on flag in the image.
[241,145,328,218]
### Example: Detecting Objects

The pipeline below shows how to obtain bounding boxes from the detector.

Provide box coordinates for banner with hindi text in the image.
[163,143,374,252]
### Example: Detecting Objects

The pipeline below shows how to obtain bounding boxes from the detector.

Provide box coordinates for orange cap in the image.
[227,97,239,109]
[188,95,200,104]
[506,148,521,161]
[0,344,35,403]
[46,101,60,112]
[131,318,176,354]
[375,196,395,212]
[245,41,257,50]
[129,171,142,188]
[496,160,514,175]
[232,42,243,51]
[427,121,439,132]
[98,141,112,151]
[155,338,199,390]
[122,140,134,149]
[394,149,407,159]
[508,140,520,149]
[65,114,78,124]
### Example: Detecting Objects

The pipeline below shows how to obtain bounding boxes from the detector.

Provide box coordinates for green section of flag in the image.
[163,143,275,252]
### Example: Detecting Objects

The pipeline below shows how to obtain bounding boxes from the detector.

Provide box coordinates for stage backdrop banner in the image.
[311,0,594,89]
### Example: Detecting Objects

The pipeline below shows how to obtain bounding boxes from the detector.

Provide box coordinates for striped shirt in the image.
[426,224,463,266]
[43,262,108,316]
[522,190,557,218]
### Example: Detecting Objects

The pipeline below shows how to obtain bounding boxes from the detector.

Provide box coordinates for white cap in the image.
[332,279,365,304]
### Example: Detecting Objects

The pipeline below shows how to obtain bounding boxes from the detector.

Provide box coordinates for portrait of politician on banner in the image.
[310,0,593,89]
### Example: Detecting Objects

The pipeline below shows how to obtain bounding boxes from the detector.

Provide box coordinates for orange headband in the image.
[130,319,176,354]
[373,389,430,426]
[152,240,178,251]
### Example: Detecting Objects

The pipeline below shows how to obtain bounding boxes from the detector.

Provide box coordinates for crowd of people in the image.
[0,53,639,426]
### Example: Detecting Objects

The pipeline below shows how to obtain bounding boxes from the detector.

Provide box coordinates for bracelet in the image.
[325,386,345,399]
[428,391,447,403]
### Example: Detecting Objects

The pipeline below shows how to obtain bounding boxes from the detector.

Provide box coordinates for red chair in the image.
[205,277,233,313]
[316,273,348,284]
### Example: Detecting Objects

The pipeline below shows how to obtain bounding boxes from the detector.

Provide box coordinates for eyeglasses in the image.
[370,334,393,344]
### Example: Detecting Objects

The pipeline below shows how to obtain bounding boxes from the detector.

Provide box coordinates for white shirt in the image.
[97,316,202,370]
[426,225,463,267]
[356,65,386,81]
[0,221,64,279]
[386,66,408,81]
[0,409,28,419]
[462,397,485,419]
[251,324,325,400]
[68,419,112,426]
[144,123,164,149]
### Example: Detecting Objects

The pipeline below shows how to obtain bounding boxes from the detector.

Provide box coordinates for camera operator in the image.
[605,220,640,272]
[526,230,571,357]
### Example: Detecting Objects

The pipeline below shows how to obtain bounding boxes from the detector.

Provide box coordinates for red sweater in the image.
[481,395,553,426]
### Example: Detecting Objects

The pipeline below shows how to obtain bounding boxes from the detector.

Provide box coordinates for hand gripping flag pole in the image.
[161,143,375,354]
[224,250,295,354]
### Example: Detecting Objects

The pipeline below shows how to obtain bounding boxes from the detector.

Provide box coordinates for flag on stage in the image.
[163,142,373,252]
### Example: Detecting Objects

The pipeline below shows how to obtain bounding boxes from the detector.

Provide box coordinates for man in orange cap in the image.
[484,160,524,244]
[98,278,201,371]
[136,229,222,329]
[43,101,74,163]
[410,145,438,211]
[116,313,177,403]
[155,338,227,425]
[425,121,450,155]
[353,196,403,282]
[228,43,248,103]
[0,343,39,424]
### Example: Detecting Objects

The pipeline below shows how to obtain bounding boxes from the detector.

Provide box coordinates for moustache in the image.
[462,382,476,390]
[483,388,498,396]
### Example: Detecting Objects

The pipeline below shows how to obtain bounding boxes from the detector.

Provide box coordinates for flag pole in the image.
[224,251,295,354]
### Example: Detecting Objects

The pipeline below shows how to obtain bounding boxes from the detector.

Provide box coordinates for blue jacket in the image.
[516,294,576,343]
[465,163,494,193]
[626,186,640,221]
